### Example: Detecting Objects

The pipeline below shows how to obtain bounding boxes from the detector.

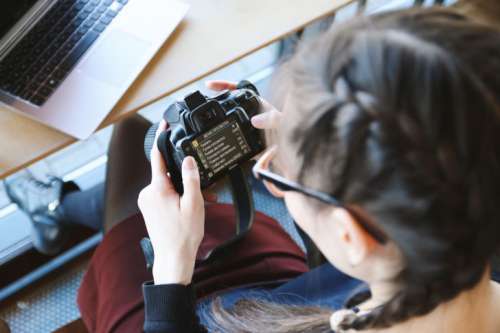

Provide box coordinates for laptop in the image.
[0,0,189,139]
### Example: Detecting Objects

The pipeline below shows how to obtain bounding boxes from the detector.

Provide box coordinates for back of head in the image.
[279,7,500,330]
[210,7,500,332]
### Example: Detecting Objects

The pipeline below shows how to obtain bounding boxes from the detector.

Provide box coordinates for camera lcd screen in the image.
[191,119,251,177]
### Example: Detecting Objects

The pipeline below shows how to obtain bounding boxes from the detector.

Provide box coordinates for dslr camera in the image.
[146,80,265,193]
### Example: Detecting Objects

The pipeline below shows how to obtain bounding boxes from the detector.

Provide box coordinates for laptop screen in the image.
[0,0,39,39]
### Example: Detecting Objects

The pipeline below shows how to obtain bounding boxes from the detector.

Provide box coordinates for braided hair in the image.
[208,8,500,332]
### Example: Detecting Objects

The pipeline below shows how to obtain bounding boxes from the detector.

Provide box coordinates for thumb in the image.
[251,101,282,130]
[180,156,203,210]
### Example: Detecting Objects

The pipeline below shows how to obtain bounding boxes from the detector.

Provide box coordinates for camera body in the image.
[156,81,264,192]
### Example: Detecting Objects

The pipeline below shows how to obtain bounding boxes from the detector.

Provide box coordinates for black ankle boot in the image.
[4,175,79,255]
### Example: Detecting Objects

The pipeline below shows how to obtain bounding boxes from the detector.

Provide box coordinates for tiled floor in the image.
[0,259,88,333]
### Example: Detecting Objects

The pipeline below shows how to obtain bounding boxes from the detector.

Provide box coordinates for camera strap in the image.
[197,165,255,263]
[140,164,255,270]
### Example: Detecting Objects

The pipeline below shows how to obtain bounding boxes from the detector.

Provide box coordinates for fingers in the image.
[251,99,282,129]
[205,80,237,91]
[206,81,282,130]
[150,121,176,193]
[180,156,204,211]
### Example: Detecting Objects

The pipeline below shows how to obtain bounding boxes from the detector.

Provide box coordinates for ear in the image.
[332,208,379,266]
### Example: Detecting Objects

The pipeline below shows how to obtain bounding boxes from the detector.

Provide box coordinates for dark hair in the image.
[209,8,500,332]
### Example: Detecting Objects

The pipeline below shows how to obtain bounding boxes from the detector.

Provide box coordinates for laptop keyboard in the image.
[0,0,129,106]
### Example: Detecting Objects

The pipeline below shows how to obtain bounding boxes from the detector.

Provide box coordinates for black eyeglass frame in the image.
[252,166,388,244]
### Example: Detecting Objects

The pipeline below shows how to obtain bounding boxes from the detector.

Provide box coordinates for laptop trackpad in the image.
[78,29,152,87]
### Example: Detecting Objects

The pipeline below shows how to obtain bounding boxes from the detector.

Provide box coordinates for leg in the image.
[61,183,105,231]
[62,115,151,232]
[4,115,152,254]
[60,115,152,232]
[102,115,152,232]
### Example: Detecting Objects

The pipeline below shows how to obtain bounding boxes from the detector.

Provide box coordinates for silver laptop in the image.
[0,0,188,139]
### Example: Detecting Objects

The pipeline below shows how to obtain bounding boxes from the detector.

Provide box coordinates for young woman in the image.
[7,7,500,333]
[138,7,500,333]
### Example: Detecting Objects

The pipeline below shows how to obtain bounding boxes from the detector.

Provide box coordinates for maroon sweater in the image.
[77,203,308,333]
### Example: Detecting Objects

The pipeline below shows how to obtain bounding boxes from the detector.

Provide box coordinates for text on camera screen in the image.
[191,119,251,176]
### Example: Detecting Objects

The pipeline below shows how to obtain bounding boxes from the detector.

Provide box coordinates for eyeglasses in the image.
[252,148,388,244]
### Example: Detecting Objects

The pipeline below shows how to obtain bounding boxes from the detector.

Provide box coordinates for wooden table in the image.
[0,0,354,179]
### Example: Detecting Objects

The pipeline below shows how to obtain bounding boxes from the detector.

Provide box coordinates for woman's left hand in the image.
[138,121,205,286]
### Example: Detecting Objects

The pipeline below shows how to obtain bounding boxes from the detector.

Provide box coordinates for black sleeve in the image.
[142,282,206,333]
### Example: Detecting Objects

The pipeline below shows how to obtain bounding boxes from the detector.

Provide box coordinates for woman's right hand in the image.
[205,80,282,131]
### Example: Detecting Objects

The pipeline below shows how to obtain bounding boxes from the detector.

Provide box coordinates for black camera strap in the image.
[140,164,255,269]
[198,165,254,263]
